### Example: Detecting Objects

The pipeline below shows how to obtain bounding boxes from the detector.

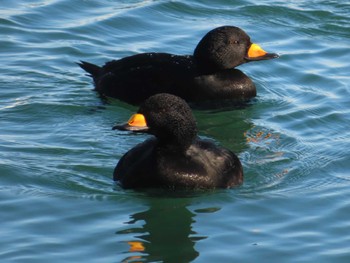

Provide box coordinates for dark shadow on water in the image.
[189,98,257,112]
[92,87,256,112]
[115,192,216,262]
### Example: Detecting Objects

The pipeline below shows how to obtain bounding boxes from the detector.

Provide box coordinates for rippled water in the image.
[1,0,350,262]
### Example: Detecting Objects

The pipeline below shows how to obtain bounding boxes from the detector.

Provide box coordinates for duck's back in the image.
[114,138,243,189]
[157,139,243,189]
[91,53,196,105]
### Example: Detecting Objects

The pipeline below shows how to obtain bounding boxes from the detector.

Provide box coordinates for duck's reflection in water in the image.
[117,196,213,262]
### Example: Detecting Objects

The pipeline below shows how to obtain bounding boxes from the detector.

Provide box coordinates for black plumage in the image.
[113,93,243,189]
[78,26,278,106]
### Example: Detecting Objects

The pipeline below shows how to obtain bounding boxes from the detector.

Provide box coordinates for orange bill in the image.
[112,113,149,132]
[127,113,147,127]
[246,43,279,61]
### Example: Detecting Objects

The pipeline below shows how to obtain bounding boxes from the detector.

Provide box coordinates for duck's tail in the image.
[77,61,101,78]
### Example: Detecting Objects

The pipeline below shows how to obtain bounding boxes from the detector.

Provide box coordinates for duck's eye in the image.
[232,40,240,44]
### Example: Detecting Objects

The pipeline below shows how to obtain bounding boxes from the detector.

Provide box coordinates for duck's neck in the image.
[157,133,197,153]
[193,56,217,75]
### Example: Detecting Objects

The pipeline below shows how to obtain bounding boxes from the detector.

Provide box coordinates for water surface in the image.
[1,0,350,262]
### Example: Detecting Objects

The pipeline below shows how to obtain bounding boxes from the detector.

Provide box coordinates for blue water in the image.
[1,0,350,262]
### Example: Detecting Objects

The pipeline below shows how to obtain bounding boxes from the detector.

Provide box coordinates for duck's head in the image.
[193,26,279,74]
[113,93,198,149]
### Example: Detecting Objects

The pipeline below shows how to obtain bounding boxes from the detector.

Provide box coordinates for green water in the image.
[1,0,350,262]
